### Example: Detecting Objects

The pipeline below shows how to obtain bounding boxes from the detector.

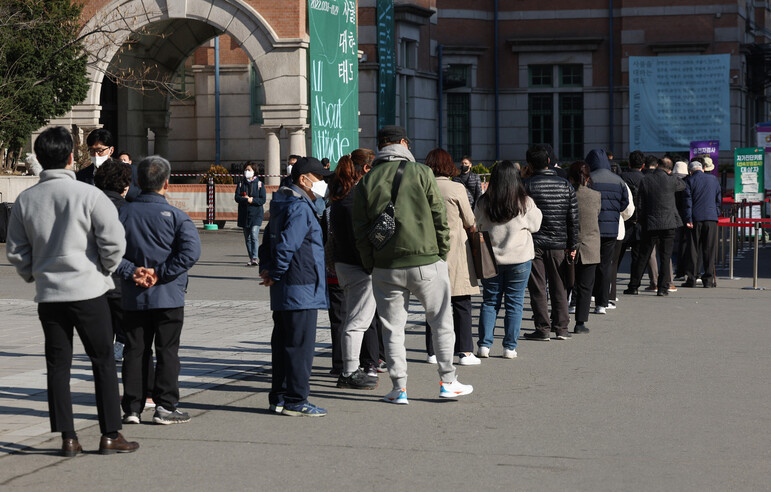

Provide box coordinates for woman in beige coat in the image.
[423,148,481,366]
[567,161,602,334]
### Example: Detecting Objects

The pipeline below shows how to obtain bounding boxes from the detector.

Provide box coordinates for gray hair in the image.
[137,155,171,192]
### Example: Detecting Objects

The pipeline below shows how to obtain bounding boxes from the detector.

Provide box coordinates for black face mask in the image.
[461,165,471,173]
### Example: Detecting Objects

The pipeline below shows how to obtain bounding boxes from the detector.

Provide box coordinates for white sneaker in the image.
[383,388,408,404]
[145,398,156,409]
[426,354,437,364]
[568,305,576,314]
[594,306,606,315]
[476,346,490,358]
[502,348,518,359]
[439,379,473,398]
[606,301,616,310]
[458,353,481,366]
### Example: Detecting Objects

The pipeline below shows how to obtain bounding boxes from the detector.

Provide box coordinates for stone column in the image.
[151,127,170,159]
[287,126,308,160]
[263,127,281,187]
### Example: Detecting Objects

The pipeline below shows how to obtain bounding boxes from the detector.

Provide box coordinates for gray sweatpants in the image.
[371,260,457,390]
[335,262,378,374]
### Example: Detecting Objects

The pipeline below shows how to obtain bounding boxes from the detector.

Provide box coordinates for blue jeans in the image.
[477,261,532,350]
[243,225,260,260]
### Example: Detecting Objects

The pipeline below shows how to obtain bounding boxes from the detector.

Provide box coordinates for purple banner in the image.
[690,140,719,176]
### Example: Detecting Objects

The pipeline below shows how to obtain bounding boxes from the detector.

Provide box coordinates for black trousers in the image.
[122,307,184,413]
[574,262,597,324]
[106,295,126,345]
[327,283,345,372]
[38,296,122,435]
[360,315,382,368]
[686,221,718,287]
[609,239,624,301]
[270,309,317,406]
[425,295,474,355]
[592,237,618,308]
[629,228,675,292]
[528,248,570,336]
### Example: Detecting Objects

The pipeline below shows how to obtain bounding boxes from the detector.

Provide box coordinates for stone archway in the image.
[49,0,309,184]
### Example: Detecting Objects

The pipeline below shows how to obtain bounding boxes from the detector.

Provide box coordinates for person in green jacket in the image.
[352,125,474,405]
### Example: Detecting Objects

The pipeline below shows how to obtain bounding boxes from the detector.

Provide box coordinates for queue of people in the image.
[6,123,723,444]
[259,127,723,417]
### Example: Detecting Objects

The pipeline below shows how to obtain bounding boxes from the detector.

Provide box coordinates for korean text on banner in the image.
[309,0,359,169]
[377,0,396,128]
[734,147,765,201]
[629,55,730,152]
[690,140,719,177]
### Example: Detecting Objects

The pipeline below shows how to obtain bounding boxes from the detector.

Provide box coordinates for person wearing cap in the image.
[682,159,721,288]
[352,125,474,404]
[258,156,333,416]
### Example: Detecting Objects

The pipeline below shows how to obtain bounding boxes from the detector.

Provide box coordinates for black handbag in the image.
[367,160,407,250]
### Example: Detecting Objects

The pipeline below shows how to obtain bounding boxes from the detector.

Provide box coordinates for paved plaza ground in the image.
[1,228,769,490]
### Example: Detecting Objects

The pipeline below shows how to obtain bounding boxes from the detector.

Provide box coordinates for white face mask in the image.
[244,170,254,179]
[310,179,328,199]
[91,154,110,168]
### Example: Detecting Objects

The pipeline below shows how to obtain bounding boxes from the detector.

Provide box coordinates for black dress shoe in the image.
[574,325,590,334]
[681,281,695,288]
[61,438,81,457]
[99,432,139,455]
[623,288,639,295]
[657,290,669,296]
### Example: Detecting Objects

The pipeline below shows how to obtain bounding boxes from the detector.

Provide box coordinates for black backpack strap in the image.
[390,160,407,202]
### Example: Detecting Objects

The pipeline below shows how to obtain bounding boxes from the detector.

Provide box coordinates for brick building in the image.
[45,0,771,175]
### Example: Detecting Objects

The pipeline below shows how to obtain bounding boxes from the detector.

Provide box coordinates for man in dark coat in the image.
[682,160,722,288]
[522,145,579,341]
[624,157,685,296]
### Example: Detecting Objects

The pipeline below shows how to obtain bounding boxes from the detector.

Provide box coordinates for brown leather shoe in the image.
[61,438,82,457]
[98,432,139,455]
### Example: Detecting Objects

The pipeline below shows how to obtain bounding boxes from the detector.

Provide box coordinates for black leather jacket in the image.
[524,169,579,250]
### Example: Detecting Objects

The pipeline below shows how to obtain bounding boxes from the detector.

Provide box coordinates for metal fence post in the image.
[743,222,764,290]
[728,217,735,280]
[207,176,215,225]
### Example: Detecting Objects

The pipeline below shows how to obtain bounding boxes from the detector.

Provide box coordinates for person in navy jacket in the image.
[116,155,201,425]
[235,162,267,266]
[585,149,632,312]
[682,160,722,288]
[258,157,332,417]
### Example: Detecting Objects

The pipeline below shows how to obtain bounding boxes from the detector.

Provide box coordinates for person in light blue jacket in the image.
[116,155,201,426]
[258,157,331,417]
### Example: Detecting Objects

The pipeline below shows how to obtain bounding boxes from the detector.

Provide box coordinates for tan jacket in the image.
[435,177,478,296]
[576,185,602,265]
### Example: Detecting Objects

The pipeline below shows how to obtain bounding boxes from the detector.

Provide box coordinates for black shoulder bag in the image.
[367,160,407,250]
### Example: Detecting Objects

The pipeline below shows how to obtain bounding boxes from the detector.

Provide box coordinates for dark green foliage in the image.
[0,0,89,167]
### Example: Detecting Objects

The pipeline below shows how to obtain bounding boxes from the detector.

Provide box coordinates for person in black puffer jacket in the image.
[585,149,632,313]
[624,157,685,296]
[522,145,579,341]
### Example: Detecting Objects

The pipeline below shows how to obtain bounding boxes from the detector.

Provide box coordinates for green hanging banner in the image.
[308,0,359,169]
[377,0,396,128]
